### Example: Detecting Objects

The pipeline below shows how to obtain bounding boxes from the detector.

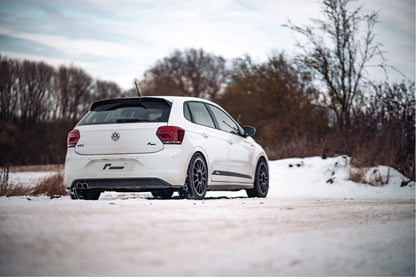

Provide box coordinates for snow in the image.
[267,156,415,199]
[8,171,55,187]
[7,155,414,199]
[0,156,414,275]
[0,197,414,275]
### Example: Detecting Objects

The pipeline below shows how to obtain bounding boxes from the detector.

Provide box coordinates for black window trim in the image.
[183,102,194,123]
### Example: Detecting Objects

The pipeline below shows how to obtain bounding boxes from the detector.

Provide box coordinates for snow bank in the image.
[5,156,414,200]
[268,156,414,199]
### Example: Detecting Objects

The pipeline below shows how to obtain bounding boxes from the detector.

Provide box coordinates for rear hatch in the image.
[74,98,171,155]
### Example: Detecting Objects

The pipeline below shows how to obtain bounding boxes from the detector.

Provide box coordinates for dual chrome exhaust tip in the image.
[76,182,89,189]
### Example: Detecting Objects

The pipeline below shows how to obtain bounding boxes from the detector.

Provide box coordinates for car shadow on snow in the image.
[146,195,248,200]
[99,192,248,201]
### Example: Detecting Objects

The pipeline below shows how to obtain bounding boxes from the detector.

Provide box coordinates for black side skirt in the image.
[212,170,252,180]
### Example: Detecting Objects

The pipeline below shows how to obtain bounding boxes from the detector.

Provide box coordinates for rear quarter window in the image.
[78,98,171,125]
[185,101,216,128]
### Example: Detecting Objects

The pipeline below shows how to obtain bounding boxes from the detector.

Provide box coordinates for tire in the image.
[177,188,188,199]
[151,189,174,199]
[77,189,101,200]
[69,188,78,199]
[185,153,208,200]
[246,159,269,198]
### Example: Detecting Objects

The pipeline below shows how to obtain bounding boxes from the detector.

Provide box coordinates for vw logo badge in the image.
[111,132,120,141]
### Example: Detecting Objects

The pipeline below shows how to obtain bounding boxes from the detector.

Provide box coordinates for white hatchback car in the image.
[64,96,269,200]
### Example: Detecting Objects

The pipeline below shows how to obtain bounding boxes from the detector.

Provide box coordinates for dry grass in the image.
[0,185,33,197]
[348,167,367,184]
[9,164,64,173]
[348,166,392,186]
[32,173,68,197]
[0,172,68,197]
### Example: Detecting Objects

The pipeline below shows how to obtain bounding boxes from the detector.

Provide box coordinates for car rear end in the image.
[64,97,190,199]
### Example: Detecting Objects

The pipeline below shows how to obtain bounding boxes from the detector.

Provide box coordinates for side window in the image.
[187,102,216,128]
[183,102,192,121]
[208,105,241,135]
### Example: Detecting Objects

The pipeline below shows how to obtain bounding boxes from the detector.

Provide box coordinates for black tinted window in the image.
[208,104,241,135]
[78,98,171,125]
[187,102,215,128]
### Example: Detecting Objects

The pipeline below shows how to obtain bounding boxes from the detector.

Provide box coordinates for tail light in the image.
[157,126,185,144]
[67,129,80,147]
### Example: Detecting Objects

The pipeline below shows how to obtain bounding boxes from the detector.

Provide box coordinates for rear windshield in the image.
[78,98,171,126]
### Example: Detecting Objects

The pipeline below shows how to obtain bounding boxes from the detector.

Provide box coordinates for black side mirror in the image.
[243,126,256,137]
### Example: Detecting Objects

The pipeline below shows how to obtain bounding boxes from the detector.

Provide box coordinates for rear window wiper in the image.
[116,119,150,123]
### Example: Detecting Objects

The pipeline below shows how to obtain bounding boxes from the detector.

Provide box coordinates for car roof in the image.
[88,96,223,113]
[157,96,217,103]
[95,96,217,105]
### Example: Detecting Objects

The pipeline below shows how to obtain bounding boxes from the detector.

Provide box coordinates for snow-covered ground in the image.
[7,171,55,188]
[7,156,415,199]
[1,156,415,275]
[267,156,414,199]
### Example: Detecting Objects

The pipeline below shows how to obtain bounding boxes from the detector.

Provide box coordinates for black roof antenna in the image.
[133,79,141,97]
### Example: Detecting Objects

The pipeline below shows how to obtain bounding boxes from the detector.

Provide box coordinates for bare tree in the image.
[349,80,415,179]
[93,80,122,100]
[285,0,384,130]
[221,53,327,152]
[55,66,92,122]
[0,56,19,120]
[142,48,227,100]
[18,60,55,125]
[0,56,118,166]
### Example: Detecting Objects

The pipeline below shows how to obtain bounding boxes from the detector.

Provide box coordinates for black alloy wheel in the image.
[246,159,269,198]
[185,153,208,200]
[69,188,78,199]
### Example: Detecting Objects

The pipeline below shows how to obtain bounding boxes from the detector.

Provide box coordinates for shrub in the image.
[0,172,68,197]
[32,173,68,197]
[348,167,367,184]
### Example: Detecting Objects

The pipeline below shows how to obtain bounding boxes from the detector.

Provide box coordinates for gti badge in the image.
[111,132,120,141]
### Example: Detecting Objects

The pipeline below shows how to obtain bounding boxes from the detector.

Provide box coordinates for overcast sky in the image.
[0,0,414,90]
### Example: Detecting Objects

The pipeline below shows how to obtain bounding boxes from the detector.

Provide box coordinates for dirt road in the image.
[0,195,414,275]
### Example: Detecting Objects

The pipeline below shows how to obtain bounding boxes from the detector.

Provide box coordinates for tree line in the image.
[0,55,132,165]
[0,0,414,179]
[141,49,414,179]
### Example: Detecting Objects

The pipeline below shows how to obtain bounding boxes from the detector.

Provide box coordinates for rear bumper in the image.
[64,146,190,191]
[70,178,173,192]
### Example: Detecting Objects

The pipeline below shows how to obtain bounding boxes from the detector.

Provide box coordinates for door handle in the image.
[227,139,233,145]
[201,132,208,138]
